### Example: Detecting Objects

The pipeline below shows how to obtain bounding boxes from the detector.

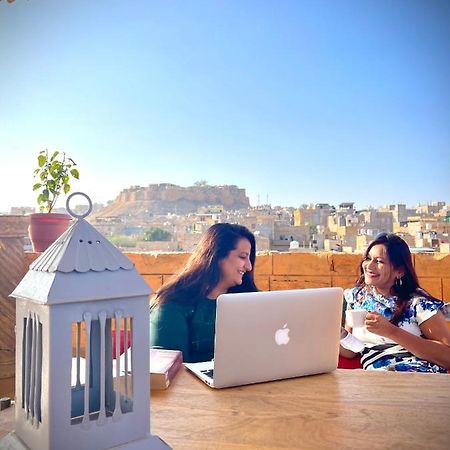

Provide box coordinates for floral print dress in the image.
[344,286,447,373]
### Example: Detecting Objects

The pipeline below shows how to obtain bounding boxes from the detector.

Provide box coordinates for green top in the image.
[150,297,217,363]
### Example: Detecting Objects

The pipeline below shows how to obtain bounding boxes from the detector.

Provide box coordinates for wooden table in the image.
[1,369,450,449]
[151,368,450,450]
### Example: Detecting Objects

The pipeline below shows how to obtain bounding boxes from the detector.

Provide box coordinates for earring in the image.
[396,277,403,287]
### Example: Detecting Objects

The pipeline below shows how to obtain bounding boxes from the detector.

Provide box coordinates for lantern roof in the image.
[30,218,134,273]
[11,193,151,305]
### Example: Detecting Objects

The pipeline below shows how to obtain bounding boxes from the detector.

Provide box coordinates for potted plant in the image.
[29,149,80,252]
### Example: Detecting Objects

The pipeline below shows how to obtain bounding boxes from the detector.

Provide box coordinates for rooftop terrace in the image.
[1,216,449,399]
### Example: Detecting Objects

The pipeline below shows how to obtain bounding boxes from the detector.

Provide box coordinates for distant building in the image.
[293,203,334,228]
[356,235,372,252]
[338,202,355,211]
[380,204,415,223]
[416,201,446,215]
[359,209,393,234]
[10,206,35,215]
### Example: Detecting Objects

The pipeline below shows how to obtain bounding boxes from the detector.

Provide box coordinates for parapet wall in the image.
[26,251,449,300]
[122,251,449,300]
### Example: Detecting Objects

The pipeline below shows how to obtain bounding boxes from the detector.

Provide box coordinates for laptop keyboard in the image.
[201,369,214,379]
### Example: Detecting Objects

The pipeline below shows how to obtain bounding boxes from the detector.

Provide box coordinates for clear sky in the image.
[1,0,449,213]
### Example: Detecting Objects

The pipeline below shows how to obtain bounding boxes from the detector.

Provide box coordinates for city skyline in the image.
[1,1,449,212]
[4,180,448,214]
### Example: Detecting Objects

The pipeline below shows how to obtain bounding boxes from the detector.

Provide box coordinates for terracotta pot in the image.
[28,213,72,252]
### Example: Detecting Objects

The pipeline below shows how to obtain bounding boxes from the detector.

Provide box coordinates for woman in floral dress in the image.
[340,232,450,372]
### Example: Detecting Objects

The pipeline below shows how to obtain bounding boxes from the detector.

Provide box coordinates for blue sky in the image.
[1,0,449,212]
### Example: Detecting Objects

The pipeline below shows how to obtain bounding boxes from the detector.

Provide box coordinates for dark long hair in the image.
[356,232,428,325]
[152,223,258,307]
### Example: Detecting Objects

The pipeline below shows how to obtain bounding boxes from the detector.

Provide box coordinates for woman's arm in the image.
[150,303,191,362]
[365,311,450,369]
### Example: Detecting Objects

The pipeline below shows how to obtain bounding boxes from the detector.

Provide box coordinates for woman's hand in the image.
[365,311,396,338]
[364,310,450,369]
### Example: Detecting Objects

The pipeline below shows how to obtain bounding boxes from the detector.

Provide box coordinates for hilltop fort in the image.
[97,183,250,217]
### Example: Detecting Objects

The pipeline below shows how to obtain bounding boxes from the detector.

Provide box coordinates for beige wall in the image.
[131,251,450,300]
[23,251,449,299]
[22,251,450,300]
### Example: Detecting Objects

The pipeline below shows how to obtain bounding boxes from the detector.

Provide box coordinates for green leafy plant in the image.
[109,235,139,248]
[33,149,80,213]
[143,227,172,242]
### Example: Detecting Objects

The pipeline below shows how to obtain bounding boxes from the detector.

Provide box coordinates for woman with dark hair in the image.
[150,223,258,363]
[340,232,450,372]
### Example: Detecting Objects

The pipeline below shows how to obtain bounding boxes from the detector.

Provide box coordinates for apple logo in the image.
[275,323,290,345]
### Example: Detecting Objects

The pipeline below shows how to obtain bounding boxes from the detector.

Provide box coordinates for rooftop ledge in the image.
[22,250,450,300]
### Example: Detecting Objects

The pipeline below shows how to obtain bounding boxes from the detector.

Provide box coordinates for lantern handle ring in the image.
[66,192,93,219]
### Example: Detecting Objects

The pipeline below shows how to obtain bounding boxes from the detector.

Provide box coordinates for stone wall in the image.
[124,252,449,300]
[20,251,450,300]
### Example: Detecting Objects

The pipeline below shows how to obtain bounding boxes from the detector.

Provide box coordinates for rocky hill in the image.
[96,183,250,217]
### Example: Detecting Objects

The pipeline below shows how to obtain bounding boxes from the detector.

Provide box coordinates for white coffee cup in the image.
[345,309,368,329]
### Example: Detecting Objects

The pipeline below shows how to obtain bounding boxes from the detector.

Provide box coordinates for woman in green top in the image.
[150,223,258,362]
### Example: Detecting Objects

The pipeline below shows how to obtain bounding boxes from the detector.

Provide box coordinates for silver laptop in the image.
[184,287,343,388]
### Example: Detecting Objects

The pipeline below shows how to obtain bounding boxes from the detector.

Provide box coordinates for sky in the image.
[0,0,449,213]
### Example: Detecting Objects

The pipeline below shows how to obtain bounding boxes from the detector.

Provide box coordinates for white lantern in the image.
[1,193,170,450]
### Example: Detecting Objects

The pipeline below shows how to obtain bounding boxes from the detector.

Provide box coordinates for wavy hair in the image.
[152,223,258,308]
[356,232,431,325]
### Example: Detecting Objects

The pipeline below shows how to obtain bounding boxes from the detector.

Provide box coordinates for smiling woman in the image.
[340,233,450,373]
[150,223,258,363]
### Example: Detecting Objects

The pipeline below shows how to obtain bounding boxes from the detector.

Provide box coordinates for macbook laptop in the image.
[184,287,343,388]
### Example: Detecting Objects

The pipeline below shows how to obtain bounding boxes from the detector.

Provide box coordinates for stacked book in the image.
[150,348,183,390]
